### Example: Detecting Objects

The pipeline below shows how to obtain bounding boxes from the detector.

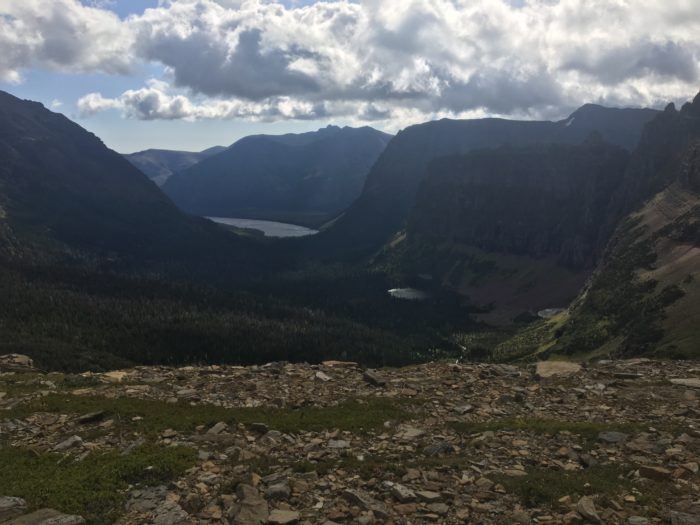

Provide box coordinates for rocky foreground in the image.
[1,355,700,525]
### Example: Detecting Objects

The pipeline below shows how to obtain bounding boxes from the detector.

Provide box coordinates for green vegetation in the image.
[449,418,652,439]
[0,445,196,525]
[7,394,413,435]
[0,373,102,396]
[492,314,567,362]
[493,464,631,506]
[0,259,474,372]
[552,219,686,358]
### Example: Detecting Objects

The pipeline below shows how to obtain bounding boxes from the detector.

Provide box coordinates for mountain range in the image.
[163,125,391,227]
[316,104,660,256]
[1,86,700,368]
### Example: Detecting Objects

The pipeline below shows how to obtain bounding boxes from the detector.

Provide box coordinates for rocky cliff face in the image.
[377,138,631,323]
[609,92,700,218]
[547,139,700,359]
[494,93,700,359]
[409,137,630,270]
[379,94,700,327]
[319,105,658,256]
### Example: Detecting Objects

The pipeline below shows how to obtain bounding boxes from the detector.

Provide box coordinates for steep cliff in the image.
[496,93,700,359]
[318,105,658,256]
[385,137,629,322]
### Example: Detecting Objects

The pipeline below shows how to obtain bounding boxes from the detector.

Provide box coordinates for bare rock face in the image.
[535,361,582,379]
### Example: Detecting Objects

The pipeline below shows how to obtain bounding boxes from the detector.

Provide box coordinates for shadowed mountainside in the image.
[0,90,267,276]
[314,104,659,257]
[123,146,225,186]
[163,126,392,227]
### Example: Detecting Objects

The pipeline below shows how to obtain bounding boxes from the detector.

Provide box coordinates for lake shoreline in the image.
[208,217,319,238]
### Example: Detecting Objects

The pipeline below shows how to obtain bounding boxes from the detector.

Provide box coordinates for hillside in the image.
[123,146,225,186]
[0,90,266,274]
[496,93,700,361]
[163,126,392,227]
[317,105,659,256]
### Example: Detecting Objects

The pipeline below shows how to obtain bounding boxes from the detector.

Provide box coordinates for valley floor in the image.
[1,357,699,524]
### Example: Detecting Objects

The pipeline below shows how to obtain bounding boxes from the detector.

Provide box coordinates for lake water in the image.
[388,288,430,300]
[208,217,319,238]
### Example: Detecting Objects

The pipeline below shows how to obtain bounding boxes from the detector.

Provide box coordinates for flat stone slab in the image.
[670,378,700,388]
[102,371,129,383]
[598,431,629,444]
[536,361,582,379]
[268,510,300,524]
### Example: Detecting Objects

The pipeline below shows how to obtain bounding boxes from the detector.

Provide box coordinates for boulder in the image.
[0,354,34,372]
[231,484,268,525]
[363,369,386,387]
[268,510,300,525]
[576,496,601,524]
[0,497,26,522]
[102,371,128,383]
[53,436,83,452]
[598,431,628,444]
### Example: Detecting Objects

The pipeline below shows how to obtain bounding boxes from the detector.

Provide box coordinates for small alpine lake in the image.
[208,217,319,238]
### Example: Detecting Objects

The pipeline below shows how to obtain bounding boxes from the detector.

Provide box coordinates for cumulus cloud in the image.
[4,0,700,123]
[0,0,132,82]
[78,79,329,120]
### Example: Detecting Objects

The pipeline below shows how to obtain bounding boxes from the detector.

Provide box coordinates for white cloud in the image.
[4,0,700,124]
[0,0,133,82]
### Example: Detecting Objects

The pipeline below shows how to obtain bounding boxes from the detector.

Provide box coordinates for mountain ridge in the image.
[0,90,266,275]
[163,125,392,227]
[123,146,226,186]
[315,104,660,257]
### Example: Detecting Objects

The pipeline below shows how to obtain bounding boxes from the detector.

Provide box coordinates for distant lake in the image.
[208,217,319,238]
[388,288,430,300]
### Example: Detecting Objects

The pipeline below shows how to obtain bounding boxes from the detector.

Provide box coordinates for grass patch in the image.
[5,394,413,435]
[493,464,631,506]
[493,313,567,362]
[292,454,409,479]
[0,445,196,524]
[450,418,651,440]
[0,373,103,397]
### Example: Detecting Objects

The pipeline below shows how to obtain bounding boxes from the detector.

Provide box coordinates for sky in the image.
[1,0,699,153]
